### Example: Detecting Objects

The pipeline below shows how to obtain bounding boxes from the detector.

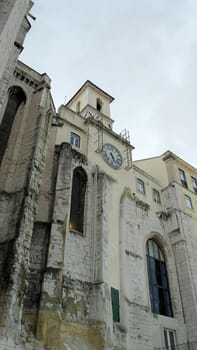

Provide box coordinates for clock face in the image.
[102,143,122,168]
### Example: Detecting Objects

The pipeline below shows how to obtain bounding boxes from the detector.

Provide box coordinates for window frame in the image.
[70,131,81,149]
[184,194,193,209]
[146,239,173,318]
[163,328,176,350]
[178,168,188,188]
[191,176,197,194]
[153,188,161,204]
[136,178,145,194]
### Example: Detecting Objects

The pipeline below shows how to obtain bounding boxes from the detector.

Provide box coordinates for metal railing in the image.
[159,342,197,350]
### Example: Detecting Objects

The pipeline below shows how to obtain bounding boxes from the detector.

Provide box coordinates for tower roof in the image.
[65,80,114,107]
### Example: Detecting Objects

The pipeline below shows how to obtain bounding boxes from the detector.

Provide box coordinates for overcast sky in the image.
[21,0,197,166]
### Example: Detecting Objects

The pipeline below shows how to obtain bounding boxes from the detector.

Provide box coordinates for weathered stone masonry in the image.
[0,55,55,348]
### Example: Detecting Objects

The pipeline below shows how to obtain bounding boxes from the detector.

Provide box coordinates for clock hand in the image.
[110,152,114,161]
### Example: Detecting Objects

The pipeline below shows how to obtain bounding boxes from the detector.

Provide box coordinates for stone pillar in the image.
[37,143,73,350]
[94,173,109,283]
[119,191,131,338]
[0,85,52,340]
[171,212,197,342]
[92,172,114,349]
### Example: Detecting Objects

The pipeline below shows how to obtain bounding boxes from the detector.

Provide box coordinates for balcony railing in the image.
[159,342,197,350]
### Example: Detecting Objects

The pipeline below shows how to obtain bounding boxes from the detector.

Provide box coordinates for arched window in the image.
[69,167,87,234]
[0,86,26,165]
[146,239,173,317]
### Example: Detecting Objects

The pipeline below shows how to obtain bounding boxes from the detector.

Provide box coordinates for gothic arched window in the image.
[0,86,26,165]
[69,167,87,234]
[146,239,173,317]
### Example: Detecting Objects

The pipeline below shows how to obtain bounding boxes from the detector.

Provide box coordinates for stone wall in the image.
[162,184,197,343]
[118,188,187,349]
[0,58,54,348]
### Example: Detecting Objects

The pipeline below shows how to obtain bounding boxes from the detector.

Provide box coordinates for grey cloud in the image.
[22,0,197,166]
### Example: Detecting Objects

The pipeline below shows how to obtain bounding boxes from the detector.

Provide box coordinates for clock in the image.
[102,143,122,168]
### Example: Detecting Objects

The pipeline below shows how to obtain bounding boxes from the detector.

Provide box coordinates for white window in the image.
[191,176,197,194]
[137,178,145,194]
[164,329,176,350]
[153,188,161,203]
[70,132,80,148]
[185,194,192,209]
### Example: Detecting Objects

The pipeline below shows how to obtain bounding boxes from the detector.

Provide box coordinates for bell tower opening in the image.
[96,98,102,112]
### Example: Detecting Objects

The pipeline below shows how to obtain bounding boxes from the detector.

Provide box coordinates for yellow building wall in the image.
[55,109,165,290]
[134,157,169,187]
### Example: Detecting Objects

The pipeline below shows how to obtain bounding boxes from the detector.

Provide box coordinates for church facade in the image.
[0,1,197,350]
